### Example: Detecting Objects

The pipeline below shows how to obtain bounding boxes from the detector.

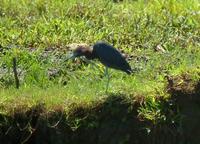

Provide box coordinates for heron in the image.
[68,41,132,92]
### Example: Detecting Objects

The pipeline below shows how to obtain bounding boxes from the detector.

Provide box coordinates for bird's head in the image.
[67,43,93,60]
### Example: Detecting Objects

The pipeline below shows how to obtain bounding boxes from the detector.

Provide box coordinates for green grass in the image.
[0,0,200,122]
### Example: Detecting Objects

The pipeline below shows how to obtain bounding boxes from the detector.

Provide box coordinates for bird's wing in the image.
[93,42,132,72]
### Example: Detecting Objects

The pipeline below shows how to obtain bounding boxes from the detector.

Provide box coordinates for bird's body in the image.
[92,41,132,74]
[71,41,132,74]
[69,41,132,92]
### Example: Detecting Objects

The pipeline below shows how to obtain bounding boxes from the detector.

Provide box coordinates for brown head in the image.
[68,43,95,60]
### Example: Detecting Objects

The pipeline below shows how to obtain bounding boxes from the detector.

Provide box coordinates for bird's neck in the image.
[85,47,96,60]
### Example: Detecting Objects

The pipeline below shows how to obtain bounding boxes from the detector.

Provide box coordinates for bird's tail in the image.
[125,69,133,75]
[126,67,141,75]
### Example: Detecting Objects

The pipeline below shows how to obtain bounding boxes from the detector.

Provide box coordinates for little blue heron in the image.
[68,41,132,92]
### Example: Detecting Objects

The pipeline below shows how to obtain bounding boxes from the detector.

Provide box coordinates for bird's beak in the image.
[65,52,78,61]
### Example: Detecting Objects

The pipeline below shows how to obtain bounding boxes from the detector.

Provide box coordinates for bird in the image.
[68,41,133,92]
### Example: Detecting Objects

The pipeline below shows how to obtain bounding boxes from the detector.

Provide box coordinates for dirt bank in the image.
[0,76,199,144]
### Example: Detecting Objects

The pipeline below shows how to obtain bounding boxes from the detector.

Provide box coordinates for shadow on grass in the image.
[0,80,199,144]
[168,79,200,144]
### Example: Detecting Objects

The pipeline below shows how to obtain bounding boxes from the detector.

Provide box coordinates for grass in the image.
[0,0,200,140]
[0,0,200,110]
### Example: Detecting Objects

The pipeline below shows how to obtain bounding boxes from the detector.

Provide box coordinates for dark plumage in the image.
[68,41,133,92]
[71,41,132,74]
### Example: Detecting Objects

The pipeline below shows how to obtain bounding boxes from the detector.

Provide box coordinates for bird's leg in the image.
[105,67,110,93]
[82,57,101,71]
